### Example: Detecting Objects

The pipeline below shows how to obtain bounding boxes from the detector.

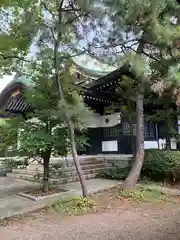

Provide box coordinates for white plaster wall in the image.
[101,139,169,152]
[86,112,121,128]
[100,113,121,127]
[158,138,166,149]
[102,141,118,152]
[86,113,100,128]
[171,138,177,150]
[144,141,158,149]
[144,139,177,150]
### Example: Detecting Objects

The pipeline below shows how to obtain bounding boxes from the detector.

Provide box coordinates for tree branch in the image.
[141,50,160,62]
[41,1,56,18]
[89,38,139,50]
[0,53,30,62]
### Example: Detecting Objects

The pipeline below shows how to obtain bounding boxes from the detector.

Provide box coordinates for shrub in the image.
[49,167,67,179]
[142,150,180,183]
[97,166,130,180]
[97,150,180,184]
[1,157,28,169]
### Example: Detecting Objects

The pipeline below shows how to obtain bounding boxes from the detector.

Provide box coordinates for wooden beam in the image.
[87,64,138,90]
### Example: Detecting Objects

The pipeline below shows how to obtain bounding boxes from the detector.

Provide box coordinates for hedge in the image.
[142,149,180,183]
[97,150,180,183]
[97,166,131,180]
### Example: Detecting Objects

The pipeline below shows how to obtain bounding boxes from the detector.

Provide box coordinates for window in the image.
[103,126,118,138]
[145,122,156,140]
[122,122,156,139]
[122,122,130,136]
[144,123,149,139]
[122,123,136,136]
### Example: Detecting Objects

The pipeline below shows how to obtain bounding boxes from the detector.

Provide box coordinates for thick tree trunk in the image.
[165,136,171,150]
[68,120,88,197]
[123,90,144,189]
[42,151,50,193]
[165,121,172,150]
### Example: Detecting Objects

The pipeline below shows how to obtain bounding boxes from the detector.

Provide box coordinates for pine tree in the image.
[88,0,180,188]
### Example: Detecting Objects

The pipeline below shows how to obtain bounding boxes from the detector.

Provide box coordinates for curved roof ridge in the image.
[72,53,116,76]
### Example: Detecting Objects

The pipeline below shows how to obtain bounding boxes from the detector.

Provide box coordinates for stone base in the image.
[18,189,74,201]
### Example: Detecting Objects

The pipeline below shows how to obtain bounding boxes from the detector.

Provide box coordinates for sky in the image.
[0,73,15,94]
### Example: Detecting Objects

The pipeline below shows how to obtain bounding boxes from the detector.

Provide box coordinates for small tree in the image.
[0,0,93,196]
[1,68,90,192]
[15,75,69,192]
[0,118,19,157]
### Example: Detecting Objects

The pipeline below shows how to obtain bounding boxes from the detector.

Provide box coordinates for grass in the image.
[52,196,97,215]
[119,186,167,202]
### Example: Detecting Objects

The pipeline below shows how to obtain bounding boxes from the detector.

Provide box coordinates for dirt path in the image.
[1,202,180,240]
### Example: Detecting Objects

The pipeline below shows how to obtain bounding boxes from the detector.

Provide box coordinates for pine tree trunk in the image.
[53,1,88,197]
[68,120,88,197]
[123,90,144,189]
[165,121,171,150]
[166,136,171,150]
[42,152,50,193]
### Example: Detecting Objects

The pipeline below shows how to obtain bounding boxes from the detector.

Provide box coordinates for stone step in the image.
[50,173,96,184]
[65,167,104,177]
[8,157,105,183]
[12,169,43,175]
[13,163,104,175]
[12,167,73,175]
[7,171,96,183]
[26,164,44,171]
[11,166,104,178]
[81,163,105,170]
[7,172,36,181]
[80,160,104,166]
[26,159,104,170]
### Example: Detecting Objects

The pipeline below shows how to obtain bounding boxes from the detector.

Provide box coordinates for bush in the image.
[142,150,180,183]
[1,157,28,169]
[97,150,180,184]
[97,166,130,180]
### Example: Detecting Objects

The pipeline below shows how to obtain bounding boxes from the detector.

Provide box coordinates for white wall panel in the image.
[86,112,121,128]
[102,141,118,152]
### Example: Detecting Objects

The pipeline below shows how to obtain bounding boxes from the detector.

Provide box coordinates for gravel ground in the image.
[1,202,180,240]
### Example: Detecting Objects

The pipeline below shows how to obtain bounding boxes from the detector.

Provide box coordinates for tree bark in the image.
[42,151,51,193]
[165,121,172,150]
[123,89,144,189]
[123,34,146,189]
[165,136,171,150]
[68,119,88,197]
